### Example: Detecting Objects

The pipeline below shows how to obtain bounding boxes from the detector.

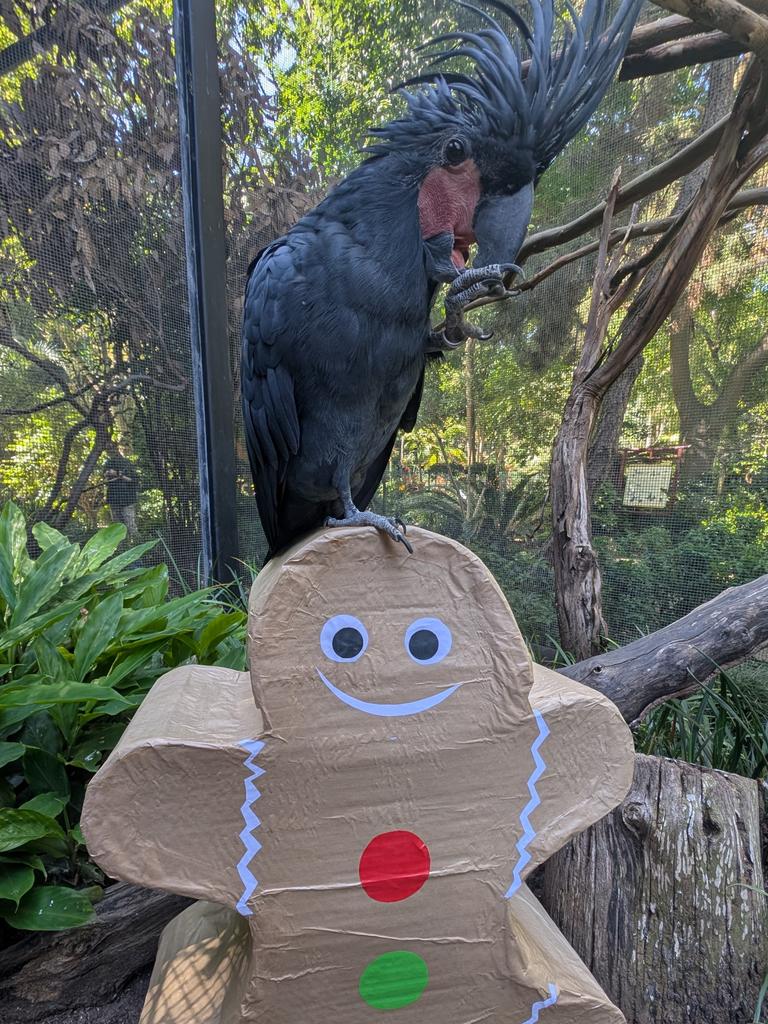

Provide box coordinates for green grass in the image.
[635,661,768,780]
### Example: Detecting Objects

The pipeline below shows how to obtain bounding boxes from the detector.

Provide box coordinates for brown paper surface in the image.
[82,525,633,1023]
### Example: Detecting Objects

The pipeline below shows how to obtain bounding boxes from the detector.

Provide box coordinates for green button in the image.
[359,950,429,1010]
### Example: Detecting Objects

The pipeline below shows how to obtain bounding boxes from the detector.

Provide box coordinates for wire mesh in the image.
[1,1,766,648]
[0,0,202,585]
[222,1,768,647]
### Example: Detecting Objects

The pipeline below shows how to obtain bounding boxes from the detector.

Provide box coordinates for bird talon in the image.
[394,517,407,534]
[397,532,414,554]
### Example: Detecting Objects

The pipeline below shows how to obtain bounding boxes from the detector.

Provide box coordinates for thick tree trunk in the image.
[542,754,767,1024]
[551,389,607,659]
[587,354,644,496]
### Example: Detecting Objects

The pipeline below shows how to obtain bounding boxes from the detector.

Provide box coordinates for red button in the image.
[359,830,430,902]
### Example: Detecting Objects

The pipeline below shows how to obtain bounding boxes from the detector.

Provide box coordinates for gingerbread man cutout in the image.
[83,527,634,1023]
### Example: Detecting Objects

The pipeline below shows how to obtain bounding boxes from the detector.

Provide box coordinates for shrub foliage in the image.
[0,503,245,936]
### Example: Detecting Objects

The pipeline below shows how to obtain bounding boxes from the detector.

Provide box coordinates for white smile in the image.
[315,669,461,717]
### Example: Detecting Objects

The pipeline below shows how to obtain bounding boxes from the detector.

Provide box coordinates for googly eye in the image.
[404,618,452,665]
[320,615,369,663]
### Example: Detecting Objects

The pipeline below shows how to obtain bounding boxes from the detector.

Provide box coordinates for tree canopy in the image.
[0,0,766,642]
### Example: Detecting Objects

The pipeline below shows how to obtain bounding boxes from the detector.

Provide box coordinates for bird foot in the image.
[325,509,413,554]
[432,263,522,348]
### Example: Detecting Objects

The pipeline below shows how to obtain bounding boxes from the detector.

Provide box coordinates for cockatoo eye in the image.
[444,138,468,166]
[321,615,368,663]
[404,618,452,665]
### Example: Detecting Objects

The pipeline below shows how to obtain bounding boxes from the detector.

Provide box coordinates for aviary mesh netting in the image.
[1,1,766,647]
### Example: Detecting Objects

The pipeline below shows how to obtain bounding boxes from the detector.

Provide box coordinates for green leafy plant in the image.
[0,502,246,937]
[635,661,768,780]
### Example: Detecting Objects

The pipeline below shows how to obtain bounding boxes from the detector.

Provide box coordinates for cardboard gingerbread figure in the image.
[82,527,634,1023]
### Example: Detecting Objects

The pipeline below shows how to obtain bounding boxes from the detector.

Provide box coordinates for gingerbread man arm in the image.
[515,662,634,884]
[81,665,265,913]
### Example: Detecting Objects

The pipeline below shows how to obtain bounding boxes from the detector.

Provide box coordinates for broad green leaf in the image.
[78,692,143,720]
[22,748,70,799]
[19,710,61,754]
[0,502,30,577]
[102,646,157,688]
[128,564,169,607]
[77,523,126,571]
[4,885,95,931]
[0,809,64,852]
[91,541,157,581]
[50,702,79,746]
[0,601,84,652]
[0,545,16,611]
[32,636,73,682]
[70,824,85,845]
[213,638,247,671]
[0,705,54,734]
[10,540,79,628]
[116,592,210,639]
[196,611,245,656]
[31,522,67,551]
[21,793,68,819]
[0,682,125,708]
[69,723,125,765]
[0,862,35,907]
[66,757,102,773]
[30,834,71,859]
[0,852,46,874]
[73,593,124,678]
[0,741,24,768]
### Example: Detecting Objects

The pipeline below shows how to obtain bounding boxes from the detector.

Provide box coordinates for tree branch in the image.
[559,573,768,723]
[0,0,130,76]
[587,59,768,395]
[653,0,768,58]
[520,113,730,261]
[620,30,746,79]
[626,13,713,50]
[514,187,768,296]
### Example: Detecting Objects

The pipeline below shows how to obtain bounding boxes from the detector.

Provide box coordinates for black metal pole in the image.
[173,0,240,584]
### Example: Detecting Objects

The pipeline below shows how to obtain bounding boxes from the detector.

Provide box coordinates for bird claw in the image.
[325,509,413,554]
[395,530,414,555]
[438,263,522,347]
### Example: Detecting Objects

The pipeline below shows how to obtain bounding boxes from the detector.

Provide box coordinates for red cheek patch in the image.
[418,161,480,267]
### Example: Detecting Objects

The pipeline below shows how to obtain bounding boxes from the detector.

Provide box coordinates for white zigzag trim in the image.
[505,708,550,899]
[236,738,265,916]
[520,983,558,1024]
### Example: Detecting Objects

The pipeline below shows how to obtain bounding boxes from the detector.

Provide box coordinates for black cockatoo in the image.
[242,0,640,559]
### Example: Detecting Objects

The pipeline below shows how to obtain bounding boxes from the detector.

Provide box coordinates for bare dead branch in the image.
[653,0,768,58]
[520,113,730,260]
[620,30,746,79]
[627,14,711,50]
[588,59,768,394]
[559,573,768,723]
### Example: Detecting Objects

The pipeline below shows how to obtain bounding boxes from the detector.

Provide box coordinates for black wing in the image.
[241,240,301,553]
[352,366,425,512]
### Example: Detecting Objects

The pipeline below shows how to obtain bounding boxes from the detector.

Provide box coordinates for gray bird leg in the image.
[429,263,523,350]
[325,476,413,554]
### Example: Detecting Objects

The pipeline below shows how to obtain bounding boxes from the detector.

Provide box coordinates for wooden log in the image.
[626,14,711,51]
[0,883,190,1023]
[541,754,767,1024]
[619,30,746,79]
[559,572,768,723]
